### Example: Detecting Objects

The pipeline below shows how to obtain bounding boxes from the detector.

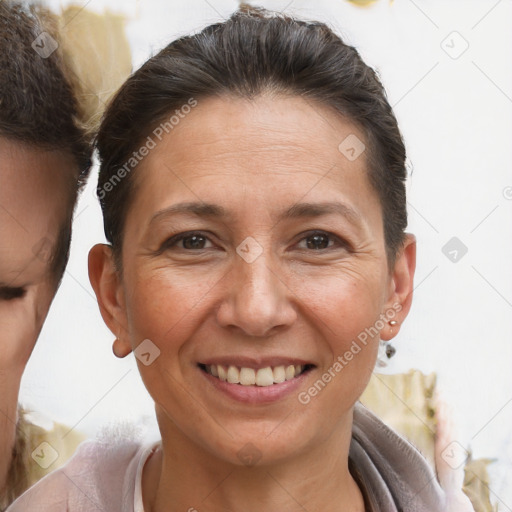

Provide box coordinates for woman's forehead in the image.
[121,95,385,246]
[135,95,372,201]
[154,94,364,155]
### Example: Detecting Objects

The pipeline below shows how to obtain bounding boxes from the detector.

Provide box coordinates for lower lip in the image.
[199,366,312,404]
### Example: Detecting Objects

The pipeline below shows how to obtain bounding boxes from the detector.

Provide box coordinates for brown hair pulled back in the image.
[97,6,407,267]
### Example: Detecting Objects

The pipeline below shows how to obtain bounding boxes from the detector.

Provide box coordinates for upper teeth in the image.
[205,364,304,386]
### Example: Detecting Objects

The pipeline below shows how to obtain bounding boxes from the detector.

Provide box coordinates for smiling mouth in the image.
[198,363,314,387]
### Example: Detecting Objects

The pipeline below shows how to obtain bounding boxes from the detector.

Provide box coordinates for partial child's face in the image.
[0,138,74,380]
[92,95,415,466]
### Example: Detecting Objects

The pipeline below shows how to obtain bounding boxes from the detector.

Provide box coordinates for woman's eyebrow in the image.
[149,202,227,225]
[149,201,363,227]
[281,202,363,227]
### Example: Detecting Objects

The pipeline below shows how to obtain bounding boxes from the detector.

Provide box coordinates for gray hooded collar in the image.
[349,402,446,512]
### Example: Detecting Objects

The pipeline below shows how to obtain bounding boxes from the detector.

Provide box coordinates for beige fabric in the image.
[360,370,494,512]
[1,410,86,511]
[20,413,86,488]
[361,370,437,466]
[463,459,497,512]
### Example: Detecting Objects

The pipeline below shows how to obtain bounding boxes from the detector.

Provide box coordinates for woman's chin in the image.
[192,414,326,469]
[207,436,304,469]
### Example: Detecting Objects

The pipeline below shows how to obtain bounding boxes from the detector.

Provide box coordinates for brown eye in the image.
[182,234,208,250]
[294,231,350,253]
[305,233,331,250]
[160,231,215,252]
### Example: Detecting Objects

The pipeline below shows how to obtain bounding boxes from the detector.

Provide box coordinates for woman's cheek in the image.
[294,274,380,345]
[127,267,216,340]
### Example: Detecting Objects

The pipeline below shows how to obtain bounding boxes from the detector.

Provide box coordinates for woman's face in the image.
[0,138,74,382]
[92,95,415,466]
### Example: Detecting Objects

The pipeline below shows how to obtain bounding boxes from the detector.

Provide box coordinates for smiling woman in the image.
[7,4,471,512]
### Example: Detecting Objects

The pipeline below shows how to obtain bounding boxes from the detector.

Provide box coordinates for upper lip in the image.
[198,357,315,369]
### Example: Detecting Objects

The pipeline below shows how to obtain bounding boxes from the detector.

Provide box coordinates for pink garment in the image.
[7,439,156,512]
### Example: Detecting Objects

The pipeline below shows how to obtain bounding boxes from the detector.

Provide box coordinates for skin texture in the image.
[0,138,74,495]
[89,94,416,512]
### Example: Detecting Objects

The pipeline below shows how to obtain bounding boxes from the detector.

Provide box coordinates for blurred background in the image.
[18,0,512,506]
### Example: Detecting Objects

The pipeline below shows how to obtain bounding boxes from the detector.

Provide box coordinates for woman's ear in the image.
[380,234,416,342]
[88,243,132,358]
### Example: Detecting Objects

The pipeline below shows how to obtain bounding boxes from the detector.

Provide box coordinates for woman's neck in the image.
[143,410,365,512]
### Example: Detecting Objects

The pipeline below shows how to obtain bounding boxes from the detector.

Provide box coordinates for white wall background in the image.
[20,0,512,506]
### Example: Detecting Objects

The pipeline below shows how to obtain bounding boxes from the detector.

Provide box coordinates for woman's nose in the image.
[215,245,297,338]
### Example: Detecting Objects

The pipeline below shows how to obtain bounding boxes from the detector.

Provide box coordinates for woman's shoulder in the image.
[351,401,446,511]
[7,436,148,512]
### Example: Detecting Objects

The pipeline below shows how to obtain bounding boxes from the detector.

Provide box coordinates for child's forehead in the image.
[0,141,72,279]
